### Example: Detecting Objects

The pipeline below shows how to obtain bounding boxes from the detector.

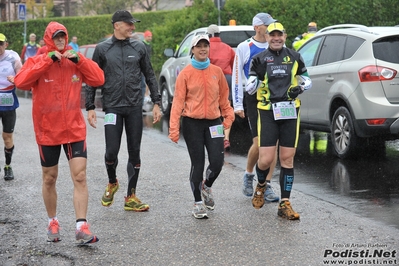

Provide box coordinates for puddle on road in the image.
[145,114,399,229]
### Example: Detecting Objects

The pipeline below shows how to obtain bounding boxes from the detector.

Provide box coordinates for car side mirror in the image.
[163,48,174,57]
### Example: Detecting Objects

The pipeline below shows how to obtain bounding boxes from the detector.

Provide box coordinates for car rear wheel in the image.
[160,82,171,115]
[331,106,358,159]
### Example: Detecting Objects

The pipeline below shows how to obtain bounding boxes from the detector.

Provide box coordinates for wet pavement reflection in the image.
[146,112,399,229]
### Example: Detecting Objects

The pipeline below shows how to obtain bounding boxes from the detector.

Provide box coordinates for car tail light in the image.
[366,118,386,125]
[358,66,397,82]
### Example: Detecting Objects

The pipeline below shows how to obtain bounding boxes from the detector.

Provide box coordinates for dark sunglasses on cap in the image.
[53,33,66,39]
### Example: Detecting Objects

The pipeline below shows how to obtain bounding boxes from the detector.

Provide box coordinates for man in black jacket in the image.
[86,10,162,212]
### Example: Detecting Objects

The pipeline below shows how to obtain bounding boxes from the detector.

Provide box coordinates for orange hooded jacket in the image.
[14,21,105,145]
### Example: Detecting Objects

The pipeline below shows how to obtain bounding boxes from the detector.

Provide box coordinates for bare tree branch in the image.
[133,0,159,11]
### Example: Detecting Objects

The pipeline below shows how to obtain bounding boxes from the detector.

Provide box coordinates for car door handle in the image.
[326,76,334,82]
[181,62,186,66]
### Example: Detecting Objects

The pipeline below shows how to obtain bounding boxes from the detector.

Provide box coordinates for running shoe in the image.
[101,179,119,207]
[224,139,231,151]
[4,166,14,181]
[201,183,215,210]
[75,222,99,245]
[252,183,266,209]
[192,203,208,219]
[124,194,149,212]
[242,173,255,197]
[278,200,300,220]
[264,183,280,202]
[47,218,61,242]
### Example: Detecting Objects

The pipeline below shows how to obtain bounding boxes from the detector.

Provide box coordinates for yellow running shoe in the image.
[124,193,149,212]
[101,180,119,207]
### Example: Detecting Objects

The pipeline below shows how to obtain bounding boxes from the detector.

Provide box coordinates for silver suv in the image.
[158,25,255,115]
[298,24,399,158]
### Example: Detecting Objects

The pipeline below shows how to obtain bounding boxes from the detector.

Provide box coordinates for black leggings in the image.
[182,117,224,202]
[104,106,142,196]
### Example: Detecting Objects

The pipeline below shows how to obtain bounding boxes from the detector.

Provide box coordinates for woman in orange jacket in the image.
[168,34,234,219]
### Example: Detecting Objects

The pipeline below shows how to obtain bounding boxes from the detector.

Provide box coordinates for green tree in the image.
[26,0,54,18]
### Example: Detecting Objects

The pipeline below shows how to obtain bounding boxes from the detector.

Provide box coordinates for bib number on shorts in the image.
[0,93,14,106]
[104,113,117,125]
[273,101,297,120]
[209,125,224,138]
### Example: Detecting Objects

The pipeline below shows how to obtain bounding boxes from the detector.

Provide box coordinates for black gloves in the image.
[48,50,80,64]
[68,57,79,64]
[48,52,58,62]
[287,86,303,99]
[67,50,80,64]
[251,57,266,81]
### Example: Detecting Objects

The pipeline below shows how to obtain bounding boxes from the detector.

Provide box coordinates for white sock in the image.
[48,217,58,224]
[76,221,86,230]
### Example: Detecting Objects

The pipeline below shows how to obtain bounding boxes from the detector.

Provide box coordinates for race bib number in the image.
[273,101,297,120]
[209,125,224,138]
[0,93,14,106]
[104,113,117,125]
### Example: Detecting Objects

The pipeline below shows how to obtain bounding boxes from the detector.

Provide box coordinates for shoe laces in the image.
[48,219,59,233]
[107,182,118,190]
[265,184,275,195]
[254,185,265,197]
[281,201,297,215]
[245,175,254,186]
[126,194,142,204]
[79,223,91,234]
[194,203,205,211]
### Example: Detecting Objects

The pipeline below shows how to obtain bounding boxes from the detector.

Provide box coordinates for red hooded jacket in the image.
[14,21,105,145]
[208,37,235,75]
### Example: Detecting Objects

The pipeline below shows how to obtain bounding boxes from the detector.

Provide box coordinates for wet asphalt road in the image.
[150,105,399,231]
[0,98,398,265]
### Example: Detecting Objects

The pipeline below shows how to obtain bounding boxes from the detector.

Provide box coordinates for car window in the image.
[177,34,194,58]
[298,37,323,67]
[220,30,255,47]
[317,35,346,65]
[373,36,399,63]
[343,36,364,59]
[85,47,95,60]
[79,47,86,55]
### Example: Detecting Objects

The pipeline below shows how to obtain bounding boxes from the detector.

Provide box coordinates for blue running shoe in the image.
[242,173,255,197]
[265,183,280,202]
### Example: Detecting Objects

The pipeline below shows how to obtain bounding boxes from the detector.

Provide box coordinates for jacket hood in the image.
[44,21,69,52]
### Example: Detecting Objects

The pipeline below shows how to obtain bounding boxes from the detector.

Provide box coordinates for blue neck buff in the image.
[191,57,210,70]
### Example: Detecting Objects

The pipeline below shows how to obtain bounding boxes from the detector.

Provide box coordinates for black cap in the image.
[111,10,140,24]
[52,30,66,38]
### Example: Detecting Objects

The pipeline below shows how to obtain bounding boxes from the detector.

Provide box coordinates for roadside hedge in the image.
[0,0,398,76]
